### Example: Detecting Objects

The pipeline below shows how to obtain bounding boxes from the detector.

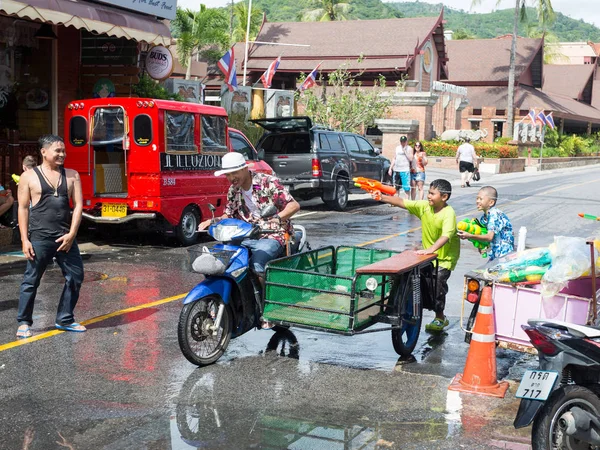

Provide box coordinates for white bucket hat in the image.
[214,152,248,176]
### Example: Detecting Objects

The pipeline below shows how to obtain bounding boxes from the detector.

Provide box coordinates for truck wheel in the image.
[324,179,348,211]
[177,206,199,246]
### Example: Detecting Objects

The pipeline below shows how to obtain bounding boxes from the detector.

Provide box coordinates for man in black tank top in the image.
[15,135,85,338]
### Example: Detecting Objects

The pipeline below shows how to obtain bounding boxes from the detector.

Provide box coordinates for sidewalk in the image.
[0,240,110,270]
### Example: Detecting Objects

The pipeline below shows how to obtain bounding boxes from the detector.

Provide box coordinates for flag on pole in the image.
[217,46,238,92]
[536,111,548,126]
[299,63,322,92]
[545,112,556,129]
[260,57,281,89]
[528,109,537,125]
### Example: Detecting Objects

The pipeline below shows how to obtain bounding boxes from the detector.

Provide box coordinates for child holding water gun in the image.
[457,186,514,261]
[371,179,460,333]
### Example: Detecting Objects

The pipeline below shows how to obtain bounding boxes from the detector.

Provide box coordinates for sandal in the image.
[425,317,449,333]
[55,322,87,332]
[16,325,32,339]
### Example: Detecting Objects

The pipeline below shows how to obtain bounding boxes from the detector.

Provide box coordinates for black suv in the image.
[251,117,391,211]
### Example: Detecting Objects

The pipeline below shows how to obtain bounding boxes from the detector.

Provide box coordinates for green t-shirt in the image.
[404,200,460,271]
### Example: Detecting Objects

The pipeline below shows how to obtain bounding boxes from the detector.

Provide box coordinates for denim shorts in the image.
[410,172,426,183]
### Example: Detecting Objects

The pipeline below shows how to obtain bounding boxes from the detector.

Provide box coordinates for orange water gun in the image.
[353,177,396,199]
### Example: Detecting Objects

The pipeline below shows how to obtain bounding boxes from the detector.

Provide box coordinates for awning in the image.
[1,0,171,45]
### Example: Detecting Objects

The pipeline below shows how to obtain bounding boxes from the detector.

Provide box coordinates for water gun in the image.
[578,213,600,221]
[353,177,396,197]
[11,174,20,185]
[457,218,490,258]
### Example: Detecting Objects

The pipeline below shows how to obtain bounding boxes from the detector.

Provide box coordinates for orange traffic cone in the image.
[448,286,509,398]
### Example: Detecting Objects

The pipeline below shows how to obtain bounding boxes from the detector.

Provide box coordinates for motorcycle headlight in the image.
[211,224,243,242]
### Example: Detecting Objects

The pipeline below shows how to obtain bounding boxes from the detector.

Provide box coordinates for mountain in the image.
[250,0,600,42]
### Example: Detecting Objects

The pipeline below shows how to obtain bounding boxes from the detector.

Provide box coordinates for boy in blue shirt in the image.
[457,186,514,261]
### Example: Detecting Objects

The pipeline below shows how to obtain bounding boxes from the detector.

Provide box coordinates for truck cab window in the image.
[134,115,152,146]
[231,134,254,160]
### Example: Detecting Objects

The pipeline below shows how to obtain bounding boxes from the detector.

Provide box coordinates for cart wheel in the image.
[391,276,422,357]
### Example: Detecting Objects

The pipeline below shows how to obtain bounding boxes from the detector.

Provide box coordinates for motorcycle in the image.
[177,204,309,367]
[513,319,600,450]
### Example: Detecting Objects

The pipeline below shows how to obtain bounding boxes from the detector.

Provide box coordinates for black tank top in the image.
[29,166,72,240]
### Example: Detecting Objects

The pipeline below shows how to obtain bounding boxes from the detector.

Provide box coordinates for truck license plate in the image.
[101,203,127,218]
[515,369,559,401]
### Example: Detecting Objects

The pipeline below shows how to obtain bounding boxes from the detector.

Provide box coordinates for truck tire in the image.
[324,178,348,211]
[176,206,200,246]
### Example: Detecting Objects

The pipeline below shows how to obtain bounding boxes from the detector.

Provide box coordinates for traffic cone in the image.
[448,286,509,398]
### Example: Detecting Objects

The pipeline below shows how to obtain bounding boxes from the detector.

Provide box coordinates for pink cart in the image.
[461,242,599,352]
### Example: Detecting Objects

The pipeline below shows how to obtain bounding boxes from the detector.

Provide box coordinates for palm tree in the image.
[301,0,351,22]
[526,24,567,64]
[471,0,555,138]
[172,6,230,80]
[232,2,263,43]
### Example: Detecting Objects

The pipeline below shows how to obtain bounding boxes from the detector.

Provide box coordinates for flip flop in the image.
[16,325,32,339]
[55,322,87,332]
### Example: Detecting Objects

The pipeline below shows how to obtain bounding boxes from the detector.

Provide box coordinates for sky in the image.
[176,0,600,27]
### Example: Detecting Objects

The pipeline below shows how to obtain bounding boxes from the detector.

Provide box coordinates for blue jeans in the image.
[241,238,283,274]
[17,240,84,327]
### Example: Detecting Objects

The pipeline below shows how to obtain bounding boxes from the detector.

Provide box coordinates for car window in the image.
[287,135,311,154]
[325,133,343,152]
[318,133,330,150]
[230,133,254,160]
[356,136,375,153]
[342,135,360,153]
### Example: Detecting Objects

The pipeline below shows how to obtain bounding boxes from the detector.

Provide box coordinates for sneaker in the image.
[425,317,449,333]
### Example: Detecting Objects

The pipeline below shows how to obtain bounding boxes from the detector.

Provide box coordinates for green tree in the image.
[472,0,555,138]
[452,28,476,39]
[172,5,230,80]
[300,0,351,21]
[297,63,404,133]
[525,23,567,64]
[232,2,263,43]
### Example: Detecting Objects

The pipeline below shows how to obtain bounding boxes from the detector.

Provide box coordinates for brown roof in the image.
[246,15,444,72]
[466,85,600,123]
[445,37,543,83]
[543,64,595,100]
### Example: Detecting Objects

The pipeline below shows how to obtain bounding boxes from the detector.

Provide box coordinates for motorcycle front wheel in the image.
[178,295,232,366]
[532,384,600,450]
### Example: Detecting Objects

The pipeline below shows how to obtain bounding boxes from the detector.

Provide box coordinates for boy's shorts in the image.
[410,172,426,183]
[434,268,452,315]
[393,171,411,193]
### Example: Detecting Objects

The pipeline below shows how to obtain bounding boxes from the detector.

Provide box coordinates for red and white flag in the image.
[299,63,322,92]
[260,57,281,89]
[217,46,238,92]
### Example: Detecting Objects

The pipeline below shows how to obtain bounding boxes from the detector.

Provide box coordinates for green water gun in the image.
[457,218,490,258]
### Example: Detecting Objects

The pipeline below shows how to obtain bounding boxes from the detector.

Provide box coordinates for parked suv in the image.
[251,117,390,210]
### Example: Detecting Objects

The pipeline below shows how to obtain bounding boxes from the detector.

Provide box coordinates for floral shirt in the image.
[225,172,295,246]
[479,207,514,261]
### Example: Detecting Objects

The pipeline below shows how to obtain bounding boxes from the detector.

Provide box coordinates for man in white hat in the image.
[199,152,300,281]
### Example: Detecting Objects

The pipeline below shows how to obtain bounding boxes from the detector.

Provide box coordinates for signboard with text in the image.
[91,0,176,20]
[160,153,222,172]
[145,45,174,81]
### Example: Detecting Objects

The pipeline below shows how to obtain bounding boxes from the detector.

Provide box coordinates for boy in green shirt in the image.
[372,179,460,332]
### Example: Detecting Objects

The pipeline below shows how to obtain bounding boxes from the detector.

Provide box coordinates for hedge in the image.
[420,141,519,159]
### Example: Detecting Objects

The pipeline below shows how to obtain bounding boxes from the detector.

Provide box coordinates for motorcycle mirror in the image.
[208,204,216,212]
[260,205,278,218]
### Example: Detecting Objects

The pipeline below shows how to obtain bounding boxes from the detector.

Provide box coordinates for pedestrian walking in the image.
[455,137,478,188]
[410,141,428,200]
[16,135,85,338]
[388,136,413,198]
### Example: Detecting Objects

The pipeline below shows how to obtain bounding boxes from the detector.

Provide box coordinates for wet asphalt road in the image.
[1,165,599,449]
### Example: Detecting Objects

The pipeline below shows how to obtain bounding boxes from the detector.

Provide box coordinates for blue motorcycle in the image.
[177,205,308,366]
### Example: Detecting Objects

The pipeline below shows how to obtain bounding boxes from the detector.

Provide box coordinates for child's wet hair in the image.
[430,179,452,199]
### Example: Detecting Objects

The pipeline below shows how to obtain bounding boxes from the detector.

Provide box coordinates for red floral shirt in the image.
[224,172,295,245]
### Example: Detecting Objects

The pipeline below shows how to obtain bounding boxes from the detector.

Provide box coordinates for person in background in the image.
[410,141,428,200]
[457,186,514,261]
[371,179,460,333]
[0,183,14,225]
[16,135,85,338]
[388,136,413,198]
[455,137,478,188]
[22,155,37,173]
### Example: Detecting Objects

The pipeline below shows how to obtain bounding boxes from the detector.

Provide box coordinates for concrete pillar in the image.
[559,118,564,135]
[374,119,419,160]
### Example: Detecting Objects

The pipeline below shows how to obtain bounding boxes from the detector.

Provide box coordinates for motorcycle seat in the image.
[528,319,600,338]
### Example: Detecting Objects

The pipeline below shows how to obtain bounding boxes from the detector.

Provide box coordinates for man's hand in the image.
[198,219,212,231]
[387,168,392,177]
[56,232,75,253]
[22,240,35,261]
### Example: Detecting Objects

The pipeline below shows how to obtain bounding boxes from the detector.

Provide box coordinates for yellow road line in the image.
[3,176,599,352]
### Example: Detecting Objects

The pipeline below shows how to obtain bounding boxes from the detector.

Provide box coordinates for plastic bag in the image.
[483,247,552,276]
[472,168,481,181]
[541,236,595,297]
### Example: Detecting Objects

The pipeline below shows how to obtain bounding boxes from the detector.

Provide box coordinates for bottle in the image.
[517,226,527,252]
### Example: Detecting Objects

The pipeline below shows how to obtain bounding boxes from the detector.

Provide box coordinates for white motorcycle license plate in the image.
[515,369,559,401]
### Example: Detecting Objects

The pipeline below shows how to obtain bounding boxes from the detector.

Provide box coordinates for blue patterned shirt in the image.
[479,207,514,261]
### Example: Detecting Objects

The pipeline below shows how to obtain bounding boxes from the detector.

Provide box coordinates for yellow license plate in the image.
[101,203,127,218]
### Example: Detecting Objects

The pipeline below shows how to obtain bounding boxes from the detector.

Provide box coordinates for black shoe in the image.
[466,182,470,187]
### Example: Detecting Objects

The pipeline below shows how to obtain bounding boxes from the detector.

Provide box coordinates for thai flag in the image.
[528,109,537,125]
[217,46,238,92]
[260,57,281,89]
[545,112,556,129]
[299,63,322,92]
[536,111,548,126]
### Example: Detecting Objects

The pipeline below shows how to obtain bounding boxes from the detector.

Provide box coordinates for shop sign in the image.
[160,153,221,171]
[145,46,174,81]
[91,0,176,20]
[432,81,468,97]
